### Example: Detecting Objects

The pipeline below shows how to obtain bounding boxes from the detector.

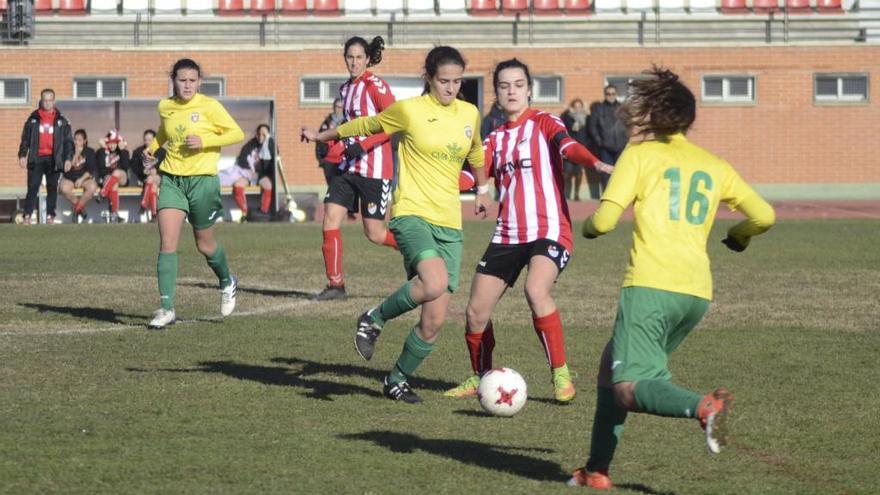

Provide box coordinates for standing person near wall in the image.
[588,85,629,191]
[444,59,613,404]
[58,129,98,224]
[568,67,776,490]
[560,98,590,201]
[302,35,400,302]
[143,58,245,330]
[302,46,491,404]
[18,88,73,225]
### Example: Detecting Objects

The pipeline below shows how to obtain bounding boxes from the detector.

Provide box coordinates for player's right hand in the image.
[722,235,748,252]
[19,157,27,169]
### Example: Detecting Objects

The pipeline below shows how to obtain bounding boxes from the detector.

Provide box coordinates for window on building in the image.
[0,77,29,104]
[201,77,225,97]
[702,75,755,103]
[814,74,869,103]
[74,78,126,99]
[532,76,562,103]
[300,77,348,104]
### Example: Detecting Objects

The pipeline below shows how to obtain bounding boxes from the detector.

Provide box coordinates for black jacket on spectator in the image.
[316,113,343,168]
[588,100,629,154]
[480,103,506,139]
[129,145,166,185]
[96,147,130,178]
[63,147,97,182]
[18,109,74,172]
[236,137,276,179]
[561,109,593,149]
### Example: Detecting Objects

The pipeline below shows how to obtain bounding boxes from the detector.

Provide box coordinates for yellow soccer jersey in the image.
[149,93,244,176]
[599,133,765,300]
[337,93,484,229]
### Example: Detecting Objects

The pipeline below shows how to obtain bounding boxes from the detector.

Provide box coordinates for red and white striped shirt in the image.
[485,109,595,252]
[339,70,395,180]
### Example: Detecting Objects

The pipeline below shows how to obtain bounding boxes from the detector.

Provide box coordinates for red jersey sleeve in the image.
[367,75,396,112]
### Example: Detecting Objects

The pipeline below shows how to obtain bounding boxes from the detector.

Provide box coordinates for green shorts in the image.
[611,286,710,384]
[390,215,463,293]
[158,173,223,230]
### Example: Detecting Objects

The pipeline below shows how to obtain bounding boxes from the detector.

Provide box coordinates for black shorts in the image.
[475,239,571,287]
[324,173,391,220]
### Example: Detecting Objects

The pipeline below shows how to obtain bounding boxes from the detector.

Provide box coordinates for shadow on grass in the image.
[615,483,677,495]
[340,430,567,482]
[20,303,147,324]
[178,281,314,299]
[270,357,458,392]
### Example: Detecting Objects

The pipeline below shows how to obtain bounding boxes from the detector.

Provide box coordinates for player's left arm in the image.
[202,101,245,148]
[544,114,613,174]
[720,170,776,252]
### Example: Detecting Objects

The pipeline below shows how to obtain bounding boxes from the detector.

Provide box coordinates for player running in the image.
[444,59,613,404]
[303,36,399,302]
[567,67,775,490]
[302,46,491,403]
[145,58,245,330]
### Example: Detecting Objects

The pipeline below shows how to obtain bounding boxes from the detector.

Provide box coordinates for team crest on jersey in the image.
[464,126,473,139]
[191,112,200,123]
[547,245,559,258]
[367,202,378,215]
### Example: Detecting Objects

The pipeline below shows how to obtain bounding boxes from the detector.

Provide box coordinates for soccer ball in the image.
[478,368,528,417]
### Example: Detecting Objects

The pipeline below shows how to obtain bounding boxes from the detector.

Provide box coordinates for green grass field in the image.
[1,219,878,494]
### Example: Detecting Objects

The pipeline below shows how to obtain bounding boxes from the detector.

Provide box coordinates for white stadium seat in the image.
[344,0,372,13]
[625,0,652,9]
[123,0,149,12]
[658,0,684,11]
[593,0,622,11]
[377,0,403,12]
[185,0,214,13]
[407,0,435,14]
[438,0,466,14]
[90,0,119,14]
[687,0,716,10]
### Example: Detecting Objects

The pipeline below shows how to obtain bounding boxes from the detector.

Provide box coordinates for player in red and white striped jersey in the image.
[445,59,614,403]
[311,36,399,301]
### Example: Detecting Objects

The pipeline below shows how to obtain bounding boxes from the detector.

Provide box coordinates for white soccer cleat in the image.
[220,275,237,317]
[148,308,176,330]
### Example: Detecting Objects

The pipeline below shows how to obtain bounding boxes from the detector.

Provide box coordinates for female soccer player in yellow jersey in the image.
[302,46,491,403]
[144,58,245,330]
[567,67,776,490]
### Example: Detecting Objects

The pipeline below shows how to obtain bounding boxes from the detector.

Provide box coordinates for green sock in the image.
[633,379,702,418]
[388,327,434,384]
[373,280,418,326]
[586,387,628,472]
[157,251,178,311]
[205,244,231,288]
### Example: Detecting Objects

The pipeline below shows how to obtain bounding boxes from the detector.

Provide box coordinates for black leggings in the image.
[25,156,61,216]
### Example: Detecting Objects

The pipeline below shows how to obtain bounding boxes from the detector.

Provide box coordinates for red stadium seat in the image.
[0,0,8,11]
[534,0,561,13]
[563,0,592,14]
[250,0,275,13]
[59,0,87,13]
[313,0,340,14]
[218,0,245,13]
[753,0,779,11]
[501,0,528,13]
[817,0,842,10]
[785,0,810,11]
[280,0,307,12]
[34,0,54,14]
[470,0,499,15]
[720,0,747,11]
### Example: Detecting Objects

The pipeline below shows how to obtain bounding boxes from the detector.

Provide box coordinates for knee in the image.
[422,275,449,301]
[196,238,216,256]
[465,304,490,331]
[523,283,550,310]
[613,382,638,412]
[364,226,386,245]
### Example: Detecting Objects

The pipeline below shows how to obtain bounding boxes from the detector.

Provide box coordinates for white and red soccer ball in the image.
[478,368,528,417]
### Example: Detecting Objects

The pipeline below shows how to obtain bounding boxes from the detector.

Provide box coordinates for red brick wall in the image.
[2,46,878,188]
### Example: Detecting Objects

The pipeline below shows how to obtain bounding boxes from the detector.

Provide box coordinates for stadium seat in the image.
[121,0,148,13]
[406,0,435,14]
[785,0,810,8]
[33,0,53,14]
[437,0,466,11]
[563,0,592,14]
[501,0,528,13]
[625,0,652,10]
[469,0,499,14]
[753,0,780,11]
[280,0,307,12]
[313,0,341,14]
[0,0,6,12]
[186,0,214,14]
[687,0,716,10]
[533,0,561,14]
[60,0,87,13]
[89,0,118,13]
[816,0,841,10]
[218,0,244,13]
[377,0,404,13]
[720,0,746,11]
[154,0,183,14]
[251,0,276,13]
[658,0,684,11]
[594,0,621,12]
[344,0,372,14]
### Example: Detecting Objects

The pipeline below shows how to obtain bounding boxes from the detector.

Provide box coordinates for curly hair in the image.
[619,66,695,139]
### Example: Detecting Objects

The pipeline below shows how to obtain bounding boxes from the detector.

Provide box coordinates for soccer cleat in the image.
[76,211,88,224]
[220,275,237,317]
[697,387,733,454]
[383,377,422,404]
[444,374,480,398]
[46,215,56,225]
[148,308,176,330]
[315,285,346,301]
[354,309,382,361]
[552,364,577,403]
[566,468,612,490]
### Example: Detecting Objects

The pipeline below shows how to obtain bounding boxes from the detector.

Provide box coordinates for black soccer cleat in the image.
[354,310,382,361]
[383,377,422,404]
[315,285,346,301]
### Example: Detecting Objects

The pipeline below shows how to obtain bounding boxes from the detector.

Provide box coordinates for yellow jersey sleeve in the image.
[337,99,408,139]
[599,145,639,209]
[466,112,484,168]
[201,100,244,149]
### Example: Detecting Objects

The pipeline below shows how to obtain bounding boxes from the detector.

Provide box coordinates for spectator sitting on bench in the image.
[231,123,276,222]
[131,129,166,222]
[96,129,130,223]
[59,129,98,224]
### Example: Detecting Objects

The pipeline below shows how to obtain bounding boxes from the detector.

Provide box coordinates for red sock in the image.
[465,320,495,375]
[109,188,119,213]
[74,201,84,213]
[260,187,272,214]
[101,175,118,197]
[322,229,344,287]
[233,185,247,214]
[141,183,154,209]
[533,310,567,369]
[383,230,399,250]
